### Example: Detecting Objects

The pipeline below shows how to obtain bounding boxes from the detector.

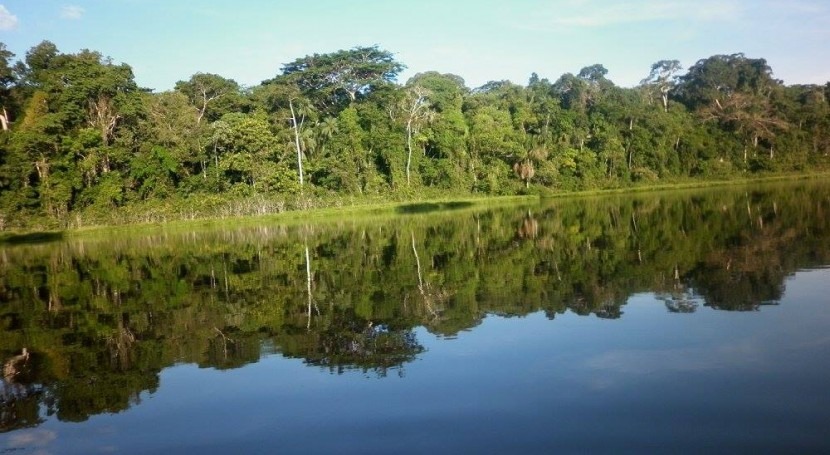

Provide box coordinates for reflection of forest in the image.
[2,182,829,430]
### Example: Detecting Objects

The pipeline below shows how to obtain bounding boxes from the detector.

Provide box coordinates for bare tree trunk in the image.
[406,119,413,186]
[0,107,9,131]
[88,96,120,146]
[197,88,208,125]
[289,99,304,187]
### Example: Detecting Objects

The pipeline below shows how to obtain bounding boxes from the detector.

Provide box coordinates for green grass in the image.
[2,171,828,243]
[34,194,534,242]
[539,171,829,199]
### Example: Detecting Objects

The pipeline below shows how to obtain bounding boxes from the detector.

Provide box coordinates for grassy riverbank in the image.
[2,171,828,242]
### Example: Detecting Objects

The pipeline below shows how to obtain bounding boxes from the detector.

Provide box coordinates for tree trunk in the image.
[34,156,50,182]
[197,88,207,125]
[406,119,413,186]
[289,99,304,187]
[0,107,9,131]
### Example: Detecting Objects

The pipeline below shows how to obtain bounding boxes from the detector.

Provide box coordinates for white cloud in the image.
[527,0,742,29]
[0,5,19,30]
[61,5,85,20]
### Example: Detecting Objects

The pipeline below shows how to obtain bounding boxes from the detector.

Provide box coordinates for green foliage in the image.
[0,40,828,229]
[278,45,405,112]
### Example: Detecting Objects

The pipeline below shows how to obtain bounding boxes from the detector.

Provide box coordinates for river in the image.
[2,180,830,453]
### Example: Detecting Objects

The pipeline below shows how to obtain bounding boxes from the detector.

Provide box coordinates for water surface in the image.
[2,181,830,453]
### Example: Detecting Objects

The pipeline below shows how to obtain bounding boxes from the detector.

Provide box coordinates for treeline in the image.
[1,41,829,228]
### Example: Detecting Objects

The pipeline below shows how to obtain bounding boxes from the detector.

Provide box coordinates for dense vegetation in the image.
[1,41,829,229]
[2,181,830,429]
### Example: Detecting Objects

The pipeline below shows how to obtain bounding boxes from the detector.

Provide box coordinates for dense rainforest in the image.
[0,41,829,229]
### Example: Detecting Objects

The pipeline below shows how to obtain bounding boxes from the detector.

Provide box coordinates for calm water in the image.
[2,181,830,453]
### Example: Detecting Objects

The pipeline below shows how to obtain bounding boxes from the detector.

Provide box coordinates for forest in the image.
[1,41,829,229]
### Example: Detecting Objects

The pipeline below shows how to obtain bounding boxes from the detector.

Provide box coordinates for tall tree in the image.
[174,73,242,125]
[254,80,316,188]
[679,54,787,160]
[279,46,404,112]
[640,60,682,113]
[0,43,16,131]
[401,84,433,185]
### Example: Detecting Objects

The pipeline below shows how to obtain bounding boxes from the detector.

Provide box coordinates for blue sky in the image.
[1,0,828,92]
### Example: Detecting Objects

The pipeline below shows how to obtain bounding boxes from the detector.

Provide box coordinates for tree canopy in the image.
[1,41,829,229]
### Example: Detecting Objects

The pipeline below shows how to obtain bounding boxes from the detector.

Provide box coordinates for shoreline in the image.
[2,171,828,243]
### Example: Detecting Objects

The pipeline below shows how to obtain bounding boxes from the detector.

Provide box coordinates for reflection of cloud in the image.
[0,5,19,30]
[584,339,765,375]
[7,429,57,449]
[61,5,85,20]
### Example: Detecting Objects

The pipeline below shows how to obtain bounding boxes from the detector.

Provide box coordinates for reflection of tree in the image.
[411,231,447,321]
[276,308,424,376]
[689,196,794,311]
[2,349,43,433]
[0,182,829,427]
[106,320,135,371]
[657,290,701,314]
[516,212,539,240]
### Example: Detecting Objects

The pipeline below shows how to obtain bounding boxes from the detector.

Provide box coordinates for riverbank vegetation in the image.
[1,41,829,230]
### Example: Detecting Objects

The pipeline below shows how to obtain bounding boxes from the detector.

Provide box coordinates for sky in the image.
[1,0,829,92]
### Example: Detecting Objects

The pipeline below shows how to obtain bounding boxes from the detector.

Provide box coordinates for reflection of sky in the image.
[6,268,830,454]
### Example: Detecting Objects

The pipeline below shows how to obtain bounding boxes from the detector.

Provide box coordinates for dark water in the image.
[2,181,830,453]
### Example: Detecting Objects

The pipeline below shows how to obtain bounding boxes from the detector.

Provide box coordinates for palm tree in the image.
[513,145,548,188]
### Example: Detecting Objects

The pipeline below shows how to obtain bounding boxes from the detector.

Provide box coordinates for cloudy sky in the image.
[1,0,828,91]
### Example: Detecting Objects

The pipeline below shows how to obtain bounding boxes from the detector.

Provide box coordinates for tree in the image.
[401,84,433,185]
[0,43,16,131]
[679,54,787,161]
[317,106,370,193]
[211,113,281,190]
[578,64,609,82]
[254,80,316,188]
[174,73,242,125]
[640,60,682,112]
[279,46,405,112]
[513,145,548,188]
[21,40,59,88]
[404,72,469,188]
